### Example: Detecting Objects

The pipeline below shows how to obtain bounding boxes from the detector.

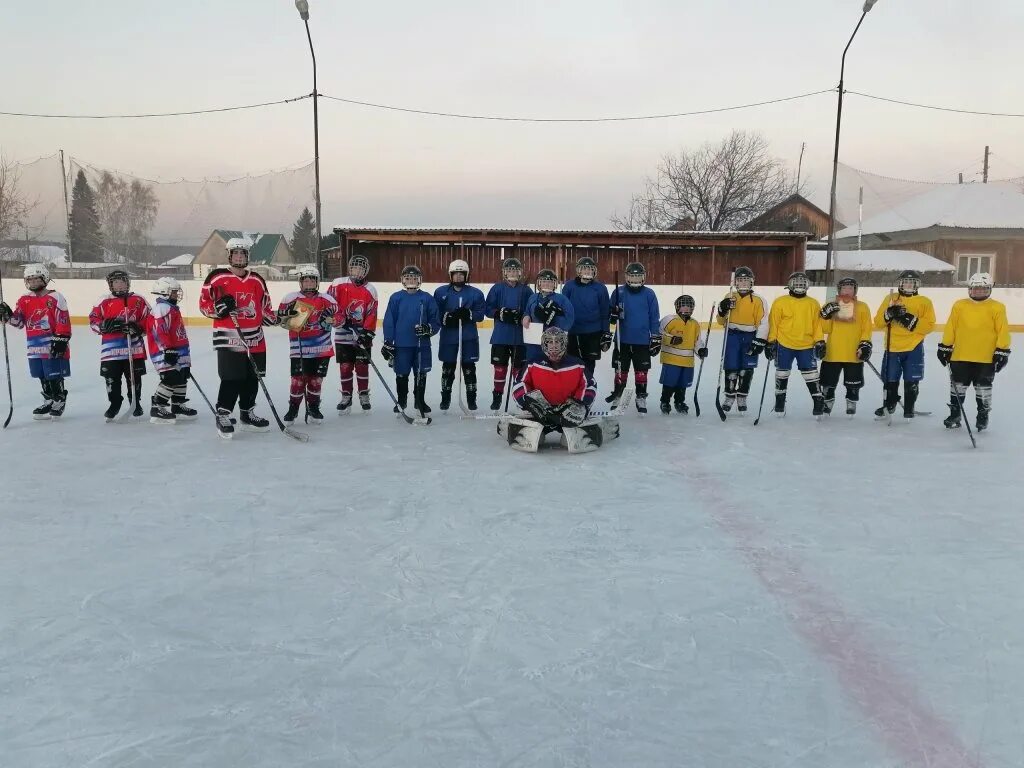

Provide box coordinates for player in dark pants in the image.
[561,256,610,380]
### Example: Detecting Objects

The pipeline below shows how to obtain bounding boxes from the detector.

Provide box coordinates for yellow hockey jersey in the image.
[821,299,873,363]
[767,295,824,350]
[660,315,703,368]
[716,292,768,337]
[873,294,936,353]
[941,298,1011,363]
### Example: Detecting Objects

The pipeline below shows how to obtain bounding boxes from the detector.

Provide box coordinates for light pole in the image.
[824,0,879,289]
[295,0,323,274]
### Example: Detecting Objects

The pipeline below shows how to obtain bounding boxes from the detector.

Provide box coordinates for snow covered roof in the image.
[161,253,195,267]
[834,182,1024,239]
[805,249,954,273]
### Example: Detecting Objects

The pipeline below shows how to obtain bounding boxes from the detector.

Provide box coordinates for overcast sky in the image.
[3,0,1023,232]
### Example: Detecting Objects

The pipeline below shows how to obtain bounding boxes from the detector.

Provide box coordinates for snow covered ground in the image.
[1,327,1021,768]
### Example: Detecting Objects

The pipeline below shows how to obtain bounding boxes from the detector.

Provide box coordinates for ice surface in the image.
[1,328,1022,768]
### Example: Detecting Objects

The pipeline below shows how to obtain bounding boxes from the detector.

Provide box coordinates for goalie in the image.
[498,327,619,453]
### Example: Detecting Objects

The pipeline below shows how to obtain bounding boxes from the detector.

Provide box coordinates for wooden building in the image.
[324,228,808,285]
[740,193,841,240]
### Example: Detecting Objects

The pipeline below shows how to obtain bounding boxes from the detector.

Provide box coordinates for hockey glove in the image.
[49,335,70,358]
[125,321,144,339]
[609,304,623,324]
[522,390,553,423]
[317,310,336,332]
[559,398,589,427]
[895,312,918,331]
[649,334,662,357]
[696,346,709,359]
[497,308,521,325]
[600,332,613,352]
[454,306,472,322]
[356,328,375,349]
[763,342,777,362]
[342,315,363,330]
[414,323,432,338]
[936,343,953,367]
[883,304,906,323]
[993,347,1010,373]
[0,301,12,323]
[819,301,840,320]
[814,340,827,360]
[669,335,684,345]
[747,337,767,357]
[381,340,396,363]
[214,295,236,318]
[717,297,735,317]
[537,302,559,325]
[277,301,298,324]
[100,317,126,334]
[442,311,461,328]
[856,341,873,361]
[163,349,180,367]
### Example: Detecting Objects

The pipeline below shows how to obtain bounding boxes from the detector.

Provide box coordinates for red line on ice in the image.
[687,467,982,768]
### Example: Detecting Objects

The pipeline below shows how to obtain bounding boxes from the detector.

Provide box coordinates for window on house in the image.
[956,253,994,284]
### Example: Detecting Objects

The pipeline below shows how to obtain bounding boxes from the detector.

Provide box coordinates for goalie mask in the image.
[541,326,569,362]
[348,254,369,285]
[400,264,423,290]
[575,256,597,284]
[787,271,809,297]
[733,266,754,295]
[106,269,131,297]
[625,261,646,289]
[674,294,695,320]
[968,272,993,301]
[23,263,50,292]
[502,257,523,284]
[297,266,320,295]
[536,268,558,295]
[897,269,921,296]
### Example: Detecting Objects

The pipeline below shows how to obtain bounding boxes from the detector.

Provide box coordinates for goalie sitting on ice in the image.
[498,327,619,453]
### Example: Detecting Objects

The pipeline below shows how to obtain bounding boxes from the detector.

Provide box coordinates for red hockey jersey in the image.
[7,290,72,359]
[327,277,378,346]
[146,298,191,372]
[278,291,338,358]
[513,356,596,407]
[199,268,276,353]
[89,293,151,361]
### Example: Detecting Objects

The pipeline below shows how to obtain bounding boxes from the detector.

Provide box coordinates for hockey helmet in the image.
[541,326,569,362]
[897,269,921,296]
[575,256,597,283]
[733,266,755,294]
[787,271,809,297]
[625,261,646,288]
[674,294,696,319]
[448,259,470,284]
[400,264,423,289]
[152,276,183,303]
[23,263,50,291]
[348,254,370,284]
[225,237,251,269]
[106,269,131,296]
[296,265,320,294]
[502,257,524,283]
[536,268,559,294]
[836,276,858,297]
[968,272,993,301]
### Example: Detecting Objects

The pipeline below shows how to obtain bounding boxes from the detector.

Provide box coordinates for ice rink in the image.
[1,326,1021,767]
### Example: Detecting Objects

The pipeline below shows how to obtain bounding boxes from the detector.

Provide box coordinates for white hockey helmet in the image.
[296,265,320,293]
[23,263,50,289]
[448,259,470,283]
[968,272,993,301]
[152,276,182,301]
[225,237,251,268]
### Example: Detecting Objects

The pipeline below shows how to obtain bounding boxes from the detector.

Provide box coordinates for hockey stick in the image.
[122,297,143,420]
[228,312,309,442]
[185,369,233,437]
[503,284,527,413]
[713,271,735,421]
[879,290,895,425]
[456,296,470,416]
[369,357,430,425]
[0,276,13,428]
[752,360,773,426]
[692,303,715,418]
[948,367,977,449]
[608,269,623,404]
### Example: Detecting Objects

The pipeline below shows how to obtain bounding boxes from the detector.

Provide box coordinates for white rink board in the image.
[1,328,1022,767]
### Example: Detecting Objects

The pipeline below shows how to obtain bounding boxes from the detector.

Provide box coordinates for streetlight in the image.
[824,0,879,289]
[295,0,323,274]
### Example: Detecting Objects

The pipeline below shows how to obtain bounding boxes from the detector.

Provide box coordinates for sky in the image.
[3,0,1024,238]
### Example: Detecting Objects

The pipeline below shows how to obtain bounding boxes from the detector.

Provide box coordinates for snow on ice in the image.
[1,328,1021,767]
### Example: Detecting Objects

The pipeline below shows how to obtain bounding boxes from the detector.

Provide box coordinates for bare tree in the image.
[0,156,34,243]
[612,131,796,231]
[94,171,159,263]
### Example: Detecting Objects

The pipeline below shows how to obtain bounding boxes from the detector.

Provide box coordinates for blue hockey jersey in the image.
[610,285,660,345]
[525,292,574,333]
[383,289,441,347]
[485,282,534,345]
[433,284,486,345]
[561,279,609,334]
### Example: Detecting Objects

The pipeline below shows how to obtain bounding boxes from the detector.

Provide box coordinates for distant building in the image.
[741,193,842,240]
[805,247,955,287]
[193,229,294,277]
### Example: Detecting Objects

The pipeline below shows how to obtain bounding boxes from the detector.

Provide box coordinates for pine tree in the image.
[290,207,317,264]
[68,170,104,262]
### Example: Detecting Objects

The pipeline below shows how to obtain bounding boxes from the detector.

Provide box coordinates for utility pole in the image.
[795,142,806,192]
[60,150,73,266]
[983,146,990,183]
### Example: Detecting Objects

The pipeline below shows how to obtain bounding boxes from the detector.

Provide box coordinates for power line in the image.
[847,90,1024,118]
[0,94,311,119]
[319,89,834,122]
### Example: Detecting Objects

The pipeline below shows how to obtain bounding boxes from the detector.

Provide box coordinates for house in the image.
[805,248,955,287]
[741,193,842,240]
[832,182,1024,285]
[193,229,294,277]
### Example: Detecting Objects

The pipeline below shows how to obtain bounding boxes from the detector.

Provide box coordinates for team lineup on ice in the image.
[0,239,1011,451]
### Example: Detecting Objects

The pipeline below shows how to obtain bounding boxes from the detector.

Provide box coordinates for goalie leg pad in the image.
[563,417,617,453]
[497,416,544,453]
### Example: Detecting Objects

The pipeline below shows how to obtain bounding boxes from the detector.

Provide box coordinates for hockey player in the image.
[434,259,486,411]
[873,269,936,420]
[382,265,441,418]
[484,256,534,411]
[89,269,151,421]
[0,264,71,419]
[145,276,196,425]
[937,272,1011,431]
[500,327,617,453]
[279,266,338,425]
[607,261,660,414]
[524,268,574,362]
[716,266,768,413]
[818,277,873,416]
[658,295,708,414]
[328,254,378,413]
[753,271,825,416]
[198,237,277,437]
[560,256,610,378]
